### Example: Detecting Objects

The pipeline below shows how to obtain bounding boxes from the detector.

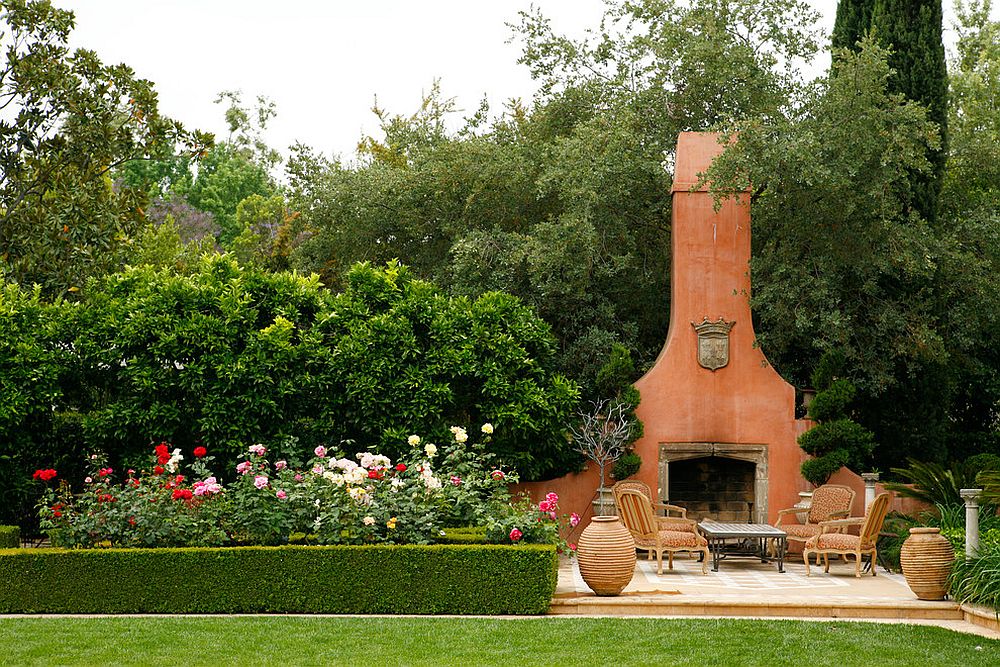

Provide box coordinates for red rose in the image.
[395,463,407,472]
[172,488,193,500]
[193,446,207,458]
[155,443,170,465]
[32,469,57,482]
[153,465,164,475]
[368,469,383,480]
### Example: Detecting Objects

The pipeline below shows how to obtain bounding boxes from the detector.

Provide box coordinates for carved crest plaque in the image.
[691,317,735,371]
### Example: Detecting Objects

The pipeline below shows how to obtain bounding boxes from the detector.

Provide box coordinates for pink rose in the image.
[275,460,287,470]
[314,445,327,458]
[490,469,505,481]
[253,475,269,490]
[569,543,577,551]
[548,511,557,520]
[84,476,93,484]
[248,444,266,457]
[276,490,287,499]
[570,512,580,527]
[538,500,552,513]
[450,475,462,486]
[509,528,523,542]
[546,492,559,505]
[311,465,324,475]
[236,461,252,475]
[294,473,304,481]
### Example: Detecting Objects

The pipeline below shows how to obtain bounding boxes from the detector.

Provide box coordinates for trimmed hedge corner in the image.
[0,544,557,614]
[0,525,19,549]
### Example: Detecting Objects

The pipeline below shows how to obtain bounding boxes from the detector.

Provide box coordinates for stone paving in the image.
[551,553,1000,639]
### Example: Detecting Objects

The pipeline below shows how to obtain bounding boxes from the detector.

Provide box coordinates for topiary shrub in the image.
[798,350,875,485]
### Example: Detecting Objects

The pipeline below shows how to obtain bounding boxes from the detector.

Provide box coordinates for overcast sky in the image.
[53,1,987,164]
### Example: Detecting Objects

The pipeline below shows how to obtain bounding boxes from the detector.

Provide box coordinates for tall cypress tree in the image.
[832,0,875,51]
[871,0,949,222]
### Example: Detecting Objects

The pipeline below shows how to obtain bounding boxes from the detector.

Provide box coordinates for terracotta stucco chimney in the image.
[632,132,810,523]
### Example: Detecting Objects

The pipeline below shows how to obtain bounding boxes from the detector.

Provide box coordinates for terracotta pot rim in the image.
[590,516,621,523]
[908,527,942,535]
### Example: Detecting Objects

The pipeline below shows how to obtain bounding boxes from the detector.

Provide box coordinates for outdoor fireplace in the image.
[658,442,769,524]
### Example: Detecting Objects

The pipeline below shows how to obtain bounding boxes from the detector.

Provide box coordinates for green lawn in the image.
[0,617,996,666]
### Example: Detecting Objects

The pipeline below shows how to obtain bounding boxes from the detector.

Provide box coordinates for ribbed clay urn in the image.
[900,527,955,601]
[576,516,636,596]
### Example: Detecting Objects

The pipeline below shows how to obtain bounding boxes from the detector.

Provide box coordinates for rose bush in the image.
[34,424,570,550]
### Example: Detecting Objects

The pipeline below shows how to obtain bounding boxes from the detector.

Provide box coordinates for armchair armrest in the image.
[654,502,687,518]
[774,507,804,526]
[817,517,863,534]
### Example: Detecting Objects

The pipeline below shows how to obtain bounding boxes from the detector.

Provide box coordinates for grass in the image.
[0,617,996,666]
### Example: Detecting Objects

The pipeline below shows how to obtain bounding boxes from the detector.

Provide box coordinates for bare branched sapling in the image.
[569,399,634,509]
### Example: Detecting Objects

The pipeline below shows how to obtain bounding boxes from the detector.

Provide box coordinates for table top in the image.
[698,522,787,538]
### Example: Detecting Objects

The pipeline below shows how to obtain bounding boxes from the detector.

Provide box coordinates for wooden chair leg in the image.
[855,553,862,577]
[823,553,830,573]
[656,548,664,575]
[804,549,812,575]
[871,550,878,576]
[700,547,708,574]
[668,550,674,570]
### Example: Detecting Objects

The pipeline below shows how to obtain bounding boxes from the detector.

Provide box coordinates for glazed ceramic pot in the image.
[576,516,636,596]
[900,527,955,601]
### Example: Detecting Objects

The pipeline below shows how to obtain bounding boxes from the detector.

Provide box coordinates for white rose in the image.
[363,516,376,526]
[408,434,421,446]
[481,423,494,435]
[424,443,437,457]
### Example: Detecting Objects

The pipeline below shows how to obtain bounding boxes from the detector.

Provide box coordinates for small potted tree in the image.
[570,399,635,516]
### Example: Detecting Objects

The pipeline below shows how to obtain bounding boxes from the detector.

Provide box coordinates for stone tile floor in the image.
[553,553,1000,639]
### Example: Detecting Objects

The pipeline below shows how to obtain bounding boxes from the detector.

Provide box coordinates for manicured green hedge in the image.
[0,525,19,548]
[0,544,557,614]
[436,527,487,545]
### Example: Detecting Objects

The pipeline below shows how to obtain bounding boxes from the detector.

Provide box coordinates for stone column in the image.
[960,489,982,559]
[861,472,879,509]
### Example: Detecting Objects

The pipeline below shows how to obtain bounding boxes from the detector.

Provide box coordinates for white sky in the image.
[52,1,989,164]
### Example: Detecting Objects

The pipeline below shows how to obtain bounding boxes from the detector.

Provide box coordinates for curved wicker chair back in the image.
[807,484,856,524]
[615,488,657,539]
[859,492,891,549]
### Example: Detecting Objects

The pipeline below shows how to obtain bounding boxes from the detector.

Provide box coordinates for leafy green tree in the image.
[291,0,822,391]
[0,0,210,295]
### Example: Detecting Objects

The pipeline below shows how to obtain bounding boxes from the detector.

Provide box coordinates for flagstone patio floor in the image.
[551,554,1000,639]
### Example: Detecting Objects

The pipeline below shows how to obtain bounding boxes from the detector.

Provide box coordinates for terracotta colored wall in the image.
[631,132,810,524]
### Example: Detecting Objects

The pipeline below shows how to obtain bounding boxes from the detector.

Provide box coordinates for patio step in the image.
[548,593,963,620]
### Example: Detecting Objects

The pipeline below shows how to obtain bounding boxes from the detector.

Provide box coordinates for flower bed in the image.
[0,543,558,615]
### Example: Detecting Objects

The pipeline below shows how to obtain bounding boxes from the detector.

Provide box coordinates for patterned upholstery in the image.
[805,533,873,551]
[808,485,857,524]
[781,523,822,539]
[635,530,708,549]
[658,518,697,532]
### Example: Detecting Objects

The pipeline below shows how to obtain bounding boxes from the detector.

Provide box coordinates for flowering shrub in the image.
[34,424,573,551]
[37,448,228,548]
[484,492,579,554]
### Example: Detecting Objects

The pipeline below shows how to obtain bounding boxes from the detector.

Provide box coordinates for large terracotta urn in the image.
[576,516,635,596]
[900,527,955,601]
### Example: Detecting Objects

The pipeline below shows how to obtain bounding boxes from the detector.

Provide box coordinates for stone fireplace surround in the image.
[658,442,769,524]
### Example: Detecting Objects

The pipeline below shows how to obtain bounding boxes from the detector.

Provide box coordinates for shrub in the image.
[0,525,19,548]
[0,544,558,614]
[798,350,875,485]
[885,459,980,507]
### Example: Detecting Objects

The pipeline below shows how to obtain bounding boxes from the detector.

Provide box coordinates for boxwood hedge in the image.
[0,525,18,548]
[0,544,557,614]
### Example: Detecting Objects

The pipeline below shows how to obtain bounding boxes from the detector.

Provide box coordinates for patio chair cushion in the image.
[782,523,822,539]
[805,533,873,551]
[656,517,696,533]
[635,530,708,549]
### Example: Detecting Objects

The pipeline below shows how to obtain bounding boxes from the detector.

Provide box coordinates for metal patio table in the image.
[698,522,787,573]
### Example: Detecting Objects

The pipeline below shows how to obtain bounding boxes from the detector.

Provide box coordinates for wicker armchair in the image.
[612,480,697,533]
[615,486,709,575]
[803,492,891,578]
[774,484,856,556]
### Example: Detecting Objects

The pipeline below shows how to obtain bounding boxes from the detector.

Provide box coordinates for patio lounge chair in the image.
[615,486,709,575]
[803,492,892,578]
[774,484,856,557]
[612,480,697,533]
